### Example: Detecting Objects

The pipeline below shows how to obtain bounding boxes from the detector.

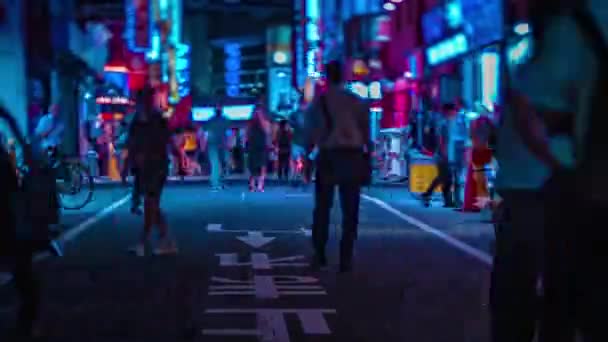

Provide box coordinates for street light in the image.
[383,2,396,11]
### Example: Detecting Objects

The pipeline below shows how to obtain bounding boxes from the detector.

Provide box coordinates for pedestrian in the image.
[127,87,178,256]
[277,120,292,182]
[302,60,371,272]
[420,103,463,208]
[206,105,227,191]
[246,105,270,192]
[508,1,608,341]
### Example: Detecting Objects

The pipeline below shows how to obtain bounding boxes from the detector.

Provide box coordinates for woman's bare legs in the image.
[257,166,266,191]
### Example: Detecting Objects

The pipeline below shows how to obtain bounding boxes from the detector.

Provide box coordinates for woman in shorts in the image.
[128,87,178,256]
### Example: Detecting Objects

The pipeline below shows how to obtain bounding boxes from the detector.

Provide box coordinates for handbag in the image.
[319,95,372,186]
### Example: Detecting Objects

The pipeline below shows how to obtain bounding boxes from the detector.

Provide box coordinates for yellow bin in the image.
[409,159,441,193]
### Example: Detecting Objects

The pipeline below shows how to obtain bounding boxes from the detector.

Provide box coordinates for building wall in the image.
[0,0,28,140]
[184,12,212,98]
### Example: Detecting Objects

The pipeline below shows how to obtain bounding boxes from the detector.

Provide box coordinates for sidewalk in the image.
[364,187,496,255]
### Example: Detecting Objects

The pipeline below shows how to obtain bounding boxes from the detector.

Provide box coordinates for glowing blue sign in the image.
[192,107,216,121]
[125,0,151,52]
[222,105,255,120]
[426,33,468,66]
[176,43,190,98]
[224,43,241,97]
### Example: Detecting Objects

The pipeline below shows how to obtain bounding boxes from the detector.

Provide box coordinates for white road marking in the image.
[202,309,336,341]
[209,275,326,298]
[59,195,132,243]
[207,224,308,235]
[217,253,308,269]
[236,231,276,249]
[361,194,493,266]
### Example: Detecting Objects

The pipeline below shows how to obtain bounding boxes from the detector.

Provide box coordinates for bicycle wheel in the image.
[57,160,94,210]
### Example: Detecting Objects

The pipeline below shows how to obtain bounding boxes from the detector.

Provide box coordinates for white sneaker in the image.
[154,239,178,256]
[128,243,145,257]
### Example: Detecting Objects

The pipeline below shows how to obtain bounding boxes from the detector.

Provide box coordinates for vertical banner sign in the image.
[125,0,151,51]
[293,0,306,89]
[176,44,190,99]
[225,43,241,97]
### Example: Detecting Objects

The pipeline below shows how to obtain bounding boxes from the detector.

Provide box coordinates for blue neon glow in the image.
[221,105,255,120]
[508,36,532,66]
[306,0,320,41]
[192,107,216,121]
[125,0,152,52]
[426,33,468,65]
[224,43,241,97]
[481,52,500,111]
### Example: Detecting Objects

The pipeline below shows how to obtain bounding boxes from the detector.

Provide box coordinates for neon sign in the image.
[192,107,216,121]
[224,43,241,97]
[125,0,151,52]
[96,96,131,105]
[426,33,468,66]
[221,105,255,120]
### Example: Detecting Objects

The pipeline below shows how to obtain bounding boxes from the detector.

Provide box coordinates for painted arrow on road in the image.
[236,231,276,249]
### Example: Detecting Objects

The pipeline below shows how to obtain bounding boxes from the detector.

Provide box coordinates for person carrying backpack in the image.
[509,1,608,341]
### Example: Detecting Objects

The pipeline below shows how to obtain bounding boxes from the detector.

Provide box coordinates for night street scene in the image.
[1,0,606,341]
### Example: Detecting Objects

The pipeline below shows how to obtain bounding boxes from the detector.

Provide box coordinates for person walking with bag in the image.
[302,61,371,272]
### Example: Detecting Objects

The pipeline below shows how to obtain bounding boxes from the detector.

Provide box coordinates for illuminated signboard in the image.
[221,105,255,120]
[192,107,216,121]
[369,81,382,99]
[125,0,151,52]
[224,43,241,97]
[426,33,468,66]
[348,82,368,99]
[96,96,131,105]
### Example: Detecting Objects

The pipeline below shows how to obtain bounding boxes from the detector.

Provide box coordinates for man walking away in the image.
[510,1,608,341]
[421,103,460,208]
[207,106,226,191]
[303,61,371,272]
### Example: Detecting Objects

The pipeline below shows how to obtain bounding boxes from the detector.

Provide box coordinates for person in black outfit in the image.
[302,61,371,272]
[277,120,292,182]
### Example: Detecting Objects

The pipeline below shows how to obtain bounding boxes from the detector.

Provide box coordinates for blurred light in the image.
[273,51,288,64]
[104,65,129,73]
[481,52,500,111]
[222,105,255,120]
[514,23,530,35]
[391,0,403,2]
[426,33,468,65]
[84,92,92,100]
[192,107,216,121]
[383,2,396,11]
[277,71,287,77]
[369,81,382,99]
[403,71,413,78]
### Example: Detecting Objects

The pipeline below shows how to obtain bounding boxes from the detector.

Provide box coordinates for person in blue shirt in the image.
[421,103,464,207]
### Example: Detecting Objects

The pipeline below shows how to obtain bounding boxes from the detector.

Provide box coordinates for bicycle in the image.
[19,148,95,210]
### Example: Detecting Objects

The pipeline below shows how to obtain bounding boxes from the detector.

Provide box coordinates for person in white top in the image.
[34,104,64,155]
[510,1,608,341]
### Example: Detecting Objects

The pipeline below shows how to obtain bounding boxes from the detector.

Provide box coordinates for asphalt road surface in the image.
[0,183,492,342]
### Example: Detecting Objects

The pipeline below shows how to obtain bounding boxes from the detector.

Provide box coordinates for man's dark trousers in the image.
[312,149,362,266]
[423,158,455,205]
[490,190,544,342]
[131,167,142,209]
